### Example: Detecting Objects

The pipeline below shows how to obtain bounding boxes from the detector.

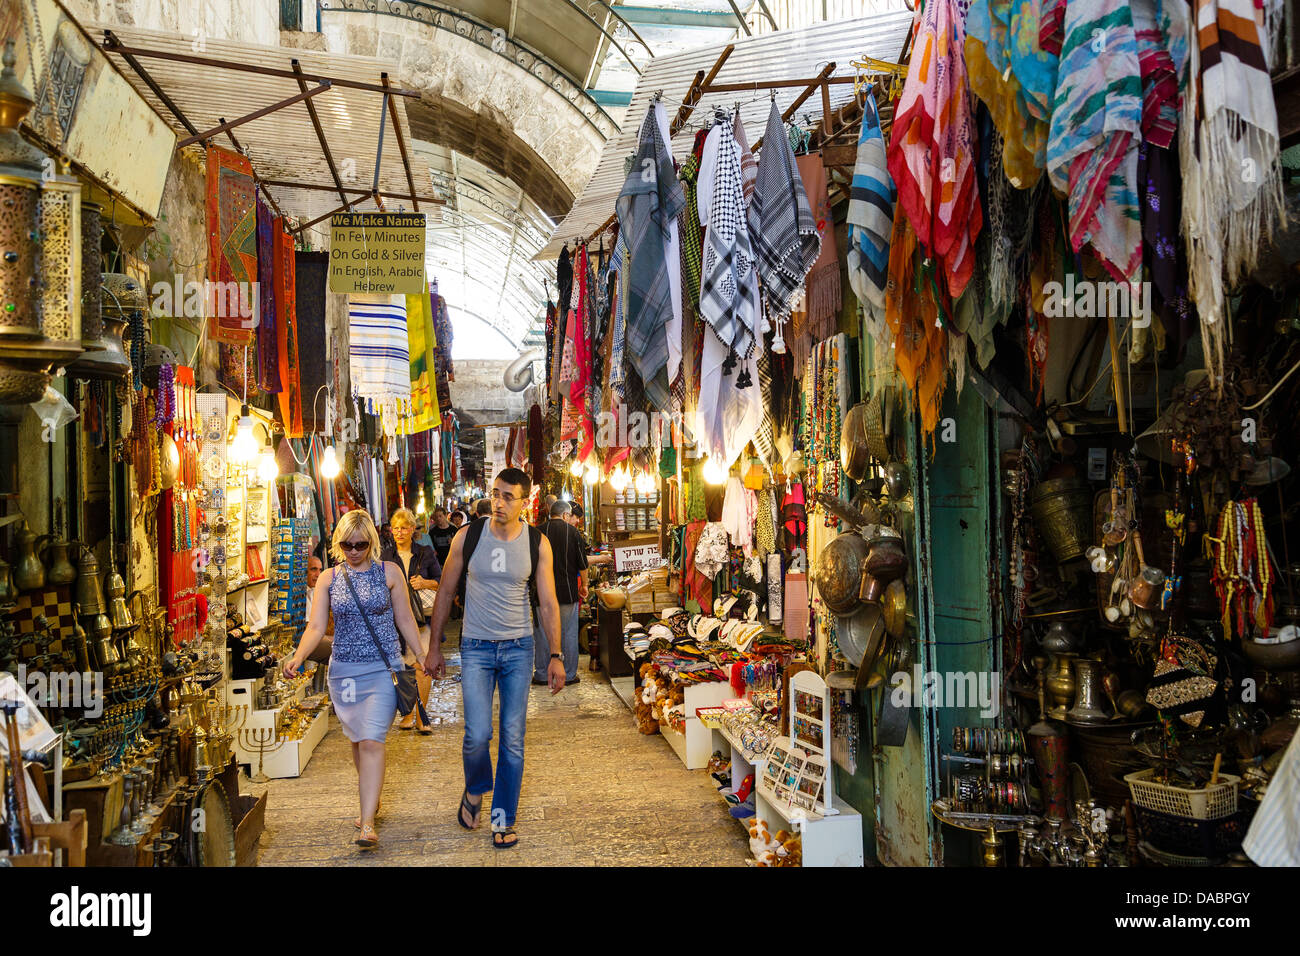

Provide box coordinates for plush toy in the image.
[747,818,786,863]
[773,829,802,867]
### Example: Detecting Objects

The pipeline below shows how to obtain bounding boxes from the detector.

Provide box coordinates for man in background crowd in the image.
[532,500,588,686]
[429,506,455,566]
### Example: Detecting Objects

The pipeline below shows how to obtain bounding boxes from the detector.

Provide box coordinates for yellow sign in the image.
[328,212,426,294]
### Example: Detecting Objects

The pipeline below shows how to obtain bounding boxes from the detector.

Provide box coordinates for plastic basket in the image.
[1124,769,1239,820]
[1133,806,1247,861]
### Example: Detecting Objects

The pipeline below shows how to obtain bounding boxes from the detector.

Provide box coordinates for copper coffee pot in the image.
[859,533,907,603]
[73,544,107,617]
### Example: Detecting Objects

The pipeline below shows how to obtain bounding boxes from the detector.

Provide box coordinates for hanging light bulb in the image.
[257,449,279,482]
[568,458,585,478]
[702,456,728,485]
[584,463,600,485]
[229,404,258,463]
[320,444,341,479]
[635,470,656,495]
[416,488,427,515]
[610,465,630,491]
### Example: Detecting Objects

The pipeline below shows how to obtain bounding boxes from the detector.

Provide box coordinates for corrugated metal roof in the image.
[538,11,913,259]
[92,24,429,221]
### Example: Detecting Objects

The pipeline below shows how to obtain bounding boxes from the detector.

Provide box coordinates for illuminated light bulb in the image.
[584,464,599,485]
[416,490,427,515]
[610,466,630,492]
[257,449,279,482]
[320,444,341,479]
[635,470,655,495]
[702,456,727,485]
[569,458,585,477]
[560,489,571,502]
[229,404,257,463]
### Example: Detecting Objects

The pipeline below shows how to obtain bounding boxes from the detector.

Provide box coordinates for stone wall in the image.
[62,0,281,45]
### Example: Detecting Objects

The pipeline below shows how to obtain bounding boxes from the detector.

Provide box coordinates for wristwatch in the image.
[550,653,563,661]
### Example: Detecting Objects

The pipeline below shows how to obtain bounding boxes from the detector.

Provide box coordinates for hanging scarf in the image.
[254,198,281,392]
[1182,0,1284,390]
[557,245,573,317]
[749,101,821,324]
[347,294,411,413]
[887,0,982,299]
[399,284,441,434]
[205,145,257,346]
[272,219,303,437]
[698,113,760,382]
[796,152,841,343]
[608,237,629,399]
[616,105,686,411]
[846,90,895,346]
[734,111,758,208]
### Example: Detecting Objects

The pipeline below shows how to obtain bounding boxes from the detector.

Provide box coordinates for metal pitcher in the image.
[74,544,107,616]
[12,520,48,591]
[105,564,136,632]
[0,552,14,603]
[1067,658,1112,725]
[43,536,77,587]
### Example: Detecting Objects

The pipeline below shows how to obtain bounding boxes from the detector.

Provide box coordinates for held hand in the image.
[548,658,566,695]
[578,581,590,602]
[424,646,446,679]
[282,657,302,680]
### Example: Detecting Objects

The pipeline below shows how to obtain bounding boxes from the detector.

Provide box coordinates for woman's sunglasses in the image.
[340,540,370,553]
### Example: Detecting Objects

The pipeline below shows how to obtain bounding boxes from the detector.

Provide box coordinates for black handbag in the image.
[339,566,428,724]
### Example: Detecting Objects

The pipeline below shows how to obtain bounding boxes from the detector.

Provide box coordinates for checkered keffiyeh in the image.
[679,153,704,307]
[698,116,759,371]
[753,347,777,464]
[617,107,686,411]
[748,101,820,321]
[608,237,628,399]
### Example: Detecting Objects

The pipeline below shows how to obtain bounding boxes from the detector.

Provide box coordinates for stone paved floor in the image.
[250,625,751,866]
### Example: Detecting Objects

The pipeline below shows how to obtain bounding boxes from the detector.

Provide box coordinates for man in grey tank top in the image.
[424,467,563,850]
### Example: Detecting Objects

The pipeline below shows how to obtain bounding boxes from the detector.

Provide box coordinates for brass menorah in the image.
[238,727,285,783]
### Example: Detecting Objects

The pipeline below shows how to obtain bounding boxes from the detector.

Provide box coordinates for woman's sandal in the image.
[457,789,481,830]
[355,824,378,849]
[492,827,518,850]
[354,802,381,829]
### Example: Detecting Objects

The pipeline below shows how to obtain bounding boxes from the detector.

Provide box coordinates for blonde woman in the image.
[283,510,443,848]
[381,507,442,733]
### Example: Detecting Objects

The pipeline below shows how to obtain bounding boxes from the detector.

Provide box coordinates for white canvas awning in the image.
[92,24,437,229]
[538,11,913,260]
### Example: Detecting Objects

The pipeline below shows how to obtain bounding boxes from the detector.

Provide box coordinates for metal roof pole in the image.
[102,29,199,136]
[382,73,420,213]
[292,59,350,207]
[175,81,333,149]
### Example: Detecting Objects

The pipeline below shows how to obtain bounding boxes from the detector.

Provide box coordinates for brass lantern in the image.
[71,201,131,379]
[99,271,147,382]
[35,159,82,359]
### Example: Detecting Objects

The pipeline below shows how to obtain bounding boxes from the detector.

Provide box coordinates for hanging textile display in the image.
[749,100,821,334]
[698,109,761,382]
[204,144,258,347]
[347,294,411,414]
[1181,0,1284,389]
[887,0,982,299]
[616,103,686,411]
[399,282,441,434]
[254,198,281,393]
[272,218,303,437]
[846,90,895,348]
[294,252,330,411]
[796,152,842,343]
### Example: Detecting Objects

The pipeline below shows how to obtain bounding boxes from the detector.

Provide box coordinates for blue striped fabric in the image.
[348,296,412,410]
[846,91,894,324]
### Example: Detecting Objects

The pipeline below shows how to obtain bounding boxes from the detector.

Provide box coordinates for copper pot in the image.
[840,403,870,481]
[815,531,870,615]
[1126,566,1166,612]
[859,534,907,603]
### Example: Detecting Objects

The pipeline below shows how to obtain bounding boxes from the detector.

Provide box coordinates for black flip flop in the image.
[492,827,518,849]
[457,789,481,830]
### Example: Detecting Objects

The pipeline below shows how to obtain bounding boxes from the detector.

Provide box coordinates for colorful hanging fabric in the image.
[678,130,707,309]
[796,153,841,344]
[1045,0,1142,284]
[887,0,982,299]
[846,90,895,346]
[399,283,441,434]
[608,237,629,400]
[254,198,281,392]
[272,219,303,437]
[616,105,686,411]
[205,145,258,346]
[1181,0,1284,390]
[965,0,1055,188]
[347,294,411,413]
[885,213,949,446]
[749,100,821,324]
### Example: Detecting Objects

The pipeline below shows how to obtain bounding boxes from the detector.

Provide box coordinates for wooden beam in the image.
[292,59,349,207]
[382,74,420,212]
[750,63,838,154]
[99,35,420,96]
[175,81,332,148]
[259,178,443,204]
[820,77,833,137]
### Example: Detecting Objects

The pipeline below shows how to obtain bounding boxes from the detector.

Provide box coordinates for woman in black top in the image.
[381,507,443,733]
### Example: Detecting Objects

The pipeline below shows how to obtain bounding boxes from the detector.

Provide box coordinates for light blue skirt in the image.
[328,662,397,742]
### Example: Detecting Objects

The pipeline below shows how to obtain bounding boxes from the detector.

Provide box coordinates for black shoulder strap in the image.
[457,517,488,603]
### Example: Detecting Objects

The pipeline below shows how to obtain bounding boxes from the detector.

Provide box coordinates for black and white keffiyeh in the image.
[748,101,820,321]
[698,113,759,382]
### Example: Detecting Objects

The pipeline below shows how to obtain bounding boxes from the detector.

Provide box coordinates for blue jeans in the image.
[534,603,580,681]
[460,636,533,828]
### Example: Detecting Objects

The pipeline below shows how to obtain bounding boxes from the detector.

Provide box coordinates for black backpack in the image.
[457,517,544,625]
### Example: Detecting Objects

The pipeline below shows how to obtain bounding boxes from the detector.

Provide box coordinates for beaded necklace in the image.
[153,363,175,426]
[1209,496,1274,638]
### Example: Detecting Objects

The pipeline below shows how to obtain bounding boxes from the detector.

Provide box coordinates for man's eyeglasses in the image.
[490,489,522,504]
[339,540,370,552]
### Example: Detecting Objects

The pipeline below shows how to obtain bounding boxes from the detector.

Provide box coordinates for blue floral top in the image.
[328,561,402,668]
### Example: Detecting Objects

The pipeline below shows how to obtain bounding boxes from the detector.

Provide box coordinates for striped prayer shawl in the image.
[616,106,686,411]
[846,91,894,343]
[749,101,820,322]
[348,295,411,411]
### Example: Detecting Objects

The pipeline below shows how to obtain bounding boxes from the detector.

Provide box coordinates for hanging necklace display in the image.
[1209,496,1275,638]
